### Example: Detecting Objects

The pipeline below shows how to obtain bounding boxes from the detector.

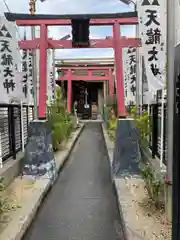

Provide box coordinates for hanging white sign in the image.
[36,49,40,107]
[139,50,158,103]
[21,49,33,104]
[0,16,24,104]
[27,50,34,105]
[51,49,56,101]
[122,47,136,105]
[140,54,151,104]
[122,49,128,105]
[122,48,129,105]
[34,49,55,107]
[50,71,56,101]
[137,0,167,90]
[127,47,136,104]
[47,49,55,105]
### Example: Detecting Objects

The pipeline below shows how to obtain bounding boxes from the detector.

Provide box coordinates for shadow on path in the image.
[23,123,123,240]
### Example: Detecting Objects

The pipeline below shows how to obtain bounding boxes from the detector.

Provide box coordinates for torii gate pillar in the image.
[39,24,48,119]
[67,70,72,112]
[108,68,114,95]
[113,22,125,117]
[112,23,141,179]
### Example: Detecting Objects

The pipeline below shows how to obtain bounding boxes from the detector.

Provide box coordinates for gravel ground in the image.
[0,178,35,233]
[123,176,171,240]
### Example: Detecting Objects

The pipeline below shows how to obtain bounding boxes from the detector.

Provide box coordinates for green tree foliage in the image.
[141,164,163,208]
[129,106,150,148]
[105,94,118,117]
[107,118,117,141]
[47,86,73,151]
[130,106,163,208]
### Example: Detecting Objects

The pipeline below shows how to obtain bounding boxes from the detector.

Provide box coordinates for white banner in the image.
[122,49,128,105]
[0,16,25,104]
[36,49,40,107]
[21,49,33,105]
[122,47,136,105]
[50,71,56,101]
[27,50,34,105]
[137,0,167,91]
[47,49,55,105]
[29,49,56,108]
[140,53,152,104]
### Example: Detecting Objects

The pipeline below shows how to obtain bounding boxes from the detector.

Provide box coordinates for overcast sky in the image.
[0,0,135,59]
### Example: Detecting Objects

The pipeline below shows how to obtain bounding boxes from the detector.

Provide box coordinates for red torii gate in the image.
[56,65,114,112]
[5,12,141,119]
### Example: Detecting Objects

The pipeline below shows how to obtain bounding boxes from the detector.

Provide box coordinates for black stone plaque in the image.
[112,119,141,177]
[22,120,57,181]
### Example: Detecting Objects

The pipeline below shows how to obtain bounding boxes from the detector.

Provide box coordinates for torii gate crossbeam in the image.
[5,11,141,118]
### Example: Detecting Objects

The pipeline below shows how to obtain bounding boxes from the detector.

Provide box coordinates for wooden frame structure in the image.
[5,11,141,118]
[56,65,114,112]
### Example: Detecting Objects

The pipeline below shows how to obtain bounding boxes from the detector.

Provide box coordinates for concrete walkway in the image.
[23,123,123,240]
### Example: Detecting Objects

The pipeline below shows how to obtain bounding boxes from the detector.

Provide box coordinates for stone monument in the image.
[22,120,57,182]
[112,118,141,177]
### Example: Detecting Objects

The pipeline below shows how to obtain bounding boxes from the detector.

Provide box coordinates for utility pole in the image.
[167,0,174,199]
[29,0,38,119]
[168,0,178,238]
[134,4,141,115]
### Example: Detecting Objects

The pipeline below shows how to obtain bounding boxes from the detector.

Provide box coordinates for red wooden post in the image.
[113,22,126,117]
[39,24,48,119]
[88,70,92,77]
[67,69,72,112]
[108,68,114,95]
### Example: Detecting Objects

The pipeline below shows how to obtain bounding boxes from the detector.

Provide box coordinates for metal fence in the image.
[142,101,167,165]
[0,104,34,162]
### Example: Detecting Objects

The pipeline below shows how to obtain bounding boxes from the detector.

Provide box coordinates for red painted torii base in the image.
[5,12,141,118]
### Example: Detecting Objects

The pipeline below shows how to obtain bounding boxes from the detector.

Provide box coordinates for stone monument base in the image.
[112,118,141,177]
[22,120,57,182]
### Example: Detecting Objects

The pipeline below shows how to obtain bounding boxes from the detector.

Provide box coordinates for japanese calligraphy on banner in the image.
[50,71,56,100]
[137,0,167,90]
[51,50,56,101]
[122,48,136,105]
[140,54,152,104]
[28,49,40,106]
[27,50,33,105]
[47,49,55,105]
[127,47,136,102]
[21,49,33,104]
[36,49,40,106]
[122,49,128,105]
[0,16,24,104]
[32,49,55,107]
